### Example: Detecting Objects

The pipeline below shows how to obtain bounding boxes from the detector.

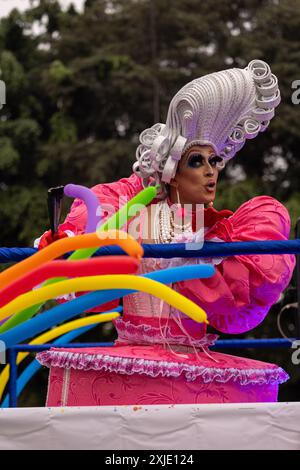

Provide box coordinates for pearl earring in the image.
[176,187,181,205]
[175,187,185,217]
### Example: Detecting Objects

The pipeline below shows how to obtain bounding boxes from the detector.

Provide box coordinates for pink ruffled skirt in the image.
[37,345,288,406]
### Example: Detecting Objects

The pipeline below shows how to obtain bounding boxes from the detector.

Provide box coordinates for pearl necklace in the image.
[154,200,192,244]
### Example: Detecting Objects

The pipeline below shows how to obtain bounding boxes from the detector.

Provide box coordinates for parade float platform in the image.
[0,402,300,450]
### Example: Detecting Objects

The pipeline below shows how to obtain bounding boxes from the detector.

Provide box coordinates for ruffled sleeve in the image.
[176,196,296,334]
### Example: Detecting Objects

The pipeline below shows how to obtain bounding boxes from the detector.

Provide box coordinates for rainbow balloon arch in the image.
[0,184,299,408]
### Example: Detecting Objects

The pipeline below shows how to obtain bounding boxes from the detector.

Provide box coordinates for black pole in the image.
[295,218,300,339]
[47,186,64,236]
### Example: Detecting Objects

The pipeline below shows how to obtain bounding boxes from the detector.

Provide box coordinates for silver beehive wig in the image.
[133,59,280,197]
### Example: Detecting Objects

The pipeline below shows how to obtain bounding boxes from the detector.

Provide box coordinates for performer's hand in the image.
[37,229,69,250]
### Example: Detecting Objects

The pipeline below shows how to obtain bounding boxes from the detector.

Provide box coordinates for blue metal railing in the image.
[3,338,296,408]
[5,343,114,408]
[1,239,300,263]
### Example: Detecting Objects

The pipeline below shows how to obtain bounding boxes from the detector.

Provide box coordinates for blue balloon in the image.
[0,307,122,408]
[0,264,214,348]
[1,326,92,408]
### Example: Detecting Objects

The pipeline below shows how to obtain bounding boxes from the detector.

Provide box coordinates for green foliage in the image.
[49,111,77,143]
[0,50,26,96]
[0,136,19,173]
[285,192,300,237]
[12,118,41,150]
[48,60,73,84]
[215,177,264,211]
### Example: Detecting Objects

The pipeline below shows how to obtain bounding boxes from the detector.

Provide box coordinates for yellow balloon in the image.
[0,311,120,402]
[0,230,143,292]
[0,275,208,325]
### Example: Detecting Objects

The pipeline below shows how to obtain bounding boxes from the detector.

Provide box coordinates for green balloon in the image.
[69,185,158,260]
[0,185,158,333]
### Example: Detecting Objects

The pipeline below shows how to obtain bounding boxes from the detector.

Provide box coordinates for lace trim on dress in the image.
[37,350,289,386]
[114,317,218,347]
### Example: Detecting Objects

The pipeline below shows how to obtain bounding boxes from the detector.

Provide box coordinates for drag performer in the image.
[37,60,296,405]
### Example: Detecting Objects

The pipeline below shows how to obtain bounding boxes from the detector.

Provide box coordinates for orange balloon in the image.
[0,256,139,309]
[0,230,143,291]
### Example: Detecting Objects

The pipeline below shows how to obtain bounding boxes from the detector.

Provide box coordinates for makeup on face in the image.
[185,153,223,169]
[170,145,220,206]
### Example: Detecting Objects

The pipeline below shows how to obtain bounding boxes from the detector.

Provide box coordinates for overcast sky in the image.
[0,0,85,18]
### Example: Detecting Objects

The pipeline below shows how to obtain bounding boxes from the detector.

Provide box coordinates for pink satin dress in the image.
[37,174,296,406]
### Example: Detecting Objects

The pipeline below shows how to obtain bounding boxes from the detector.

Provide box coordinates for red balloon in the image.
[0,256,139,307]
